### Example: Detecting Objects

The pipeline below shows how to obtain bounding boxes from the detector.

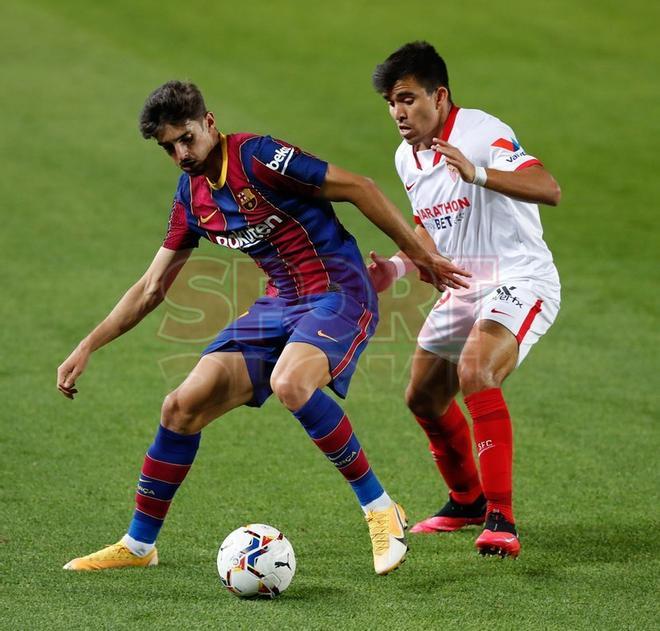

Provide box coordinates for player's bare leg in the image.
[406,347,486,533]
[270,342,407,575]
[406,346,460,418]
[458,319,520,557]
[64,352,253,570]
[160,351,255,434]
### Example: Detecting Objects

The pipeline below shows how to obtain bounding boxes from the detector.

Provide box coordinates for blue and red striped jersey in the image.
[163,133,375,306]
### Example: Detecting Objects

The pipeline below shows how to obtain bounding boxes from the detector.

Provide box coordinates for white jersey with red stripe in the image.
[395,106,560,299]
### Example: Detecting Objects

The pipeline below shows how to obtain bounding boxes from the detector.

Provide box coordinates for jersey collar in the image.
[206,133,228,190]
[412,104,460,170]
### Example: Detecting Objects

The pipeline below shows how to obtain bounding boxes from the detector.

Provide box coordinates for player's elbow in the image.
[342,175,378,204]
[353,176,382,206]
[360,176,379,195]
[544,179,561,206]
[140,277,165,310]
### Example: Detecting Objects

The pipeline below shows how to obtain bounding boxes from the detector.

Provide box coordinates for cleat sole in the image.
[377,546,408,576]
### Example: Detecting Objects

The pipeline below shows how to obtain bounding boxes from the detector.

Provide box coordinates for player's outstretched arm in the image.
[432,139,561,206]
[319,164,471,292]
[57,247,192,399]
[367,225,439,293]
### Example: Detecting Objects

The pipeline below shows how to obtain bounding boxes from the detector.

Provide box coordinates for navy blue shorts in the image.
[202,293,378,407]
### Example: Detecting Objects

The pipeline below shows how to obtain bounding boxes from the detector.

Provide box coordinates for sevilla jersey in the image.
[164,133,374,306]
[395,106,560,297]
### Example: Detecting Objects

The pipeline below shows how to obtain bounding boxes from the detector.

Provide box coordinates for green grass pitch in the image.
[1,0,658,628]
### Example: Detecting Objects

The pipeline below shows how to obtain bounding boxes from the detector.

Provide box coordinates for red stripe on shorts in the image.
[516,299,543,344]
[331,310,372,379]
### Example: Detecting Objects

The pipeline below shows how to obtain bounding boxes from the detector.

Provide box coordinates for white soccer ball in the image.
[216,523,296,598]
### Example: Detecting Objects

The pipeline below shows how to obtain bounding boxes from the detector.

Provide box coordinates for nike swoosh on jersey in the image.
[490,308,512,316]
[317,330,339,342]
[405,181,416,191]
[200,209,218,224]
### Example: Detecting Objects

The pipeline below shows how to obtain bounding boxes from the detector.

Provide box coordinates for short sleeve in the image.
[162,199,200,251]
[249,135,328,195]
[482,123,543,172]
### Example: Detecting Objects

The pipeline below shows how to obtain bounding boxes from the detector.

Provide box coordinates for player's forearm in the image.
[391,226,442,275]
[483,166,561,206]
[352,180,431,264]
[78,280,163,354]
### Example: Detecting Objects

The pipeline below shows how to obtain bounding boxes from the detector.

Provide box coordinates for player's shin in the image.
[124,425,201,555]
[292,389,391,512]
[414,400,482,504]
[464,388,514,522]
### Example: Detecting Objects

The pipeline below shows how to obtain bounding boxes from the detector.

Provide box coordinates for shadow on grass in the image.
[528,519,657,564]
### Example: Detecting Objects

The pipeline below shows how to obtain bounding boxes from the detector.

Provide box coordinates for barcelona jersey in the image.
[163,133,375,309]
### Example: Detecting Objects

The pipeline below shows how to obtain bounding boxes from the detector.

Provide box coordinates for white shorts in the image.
[417,283,560,367]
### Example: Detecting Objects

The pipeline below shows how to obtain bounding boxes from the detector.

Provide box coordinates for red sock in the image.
[415,400,482,504]
[464,388,514,522]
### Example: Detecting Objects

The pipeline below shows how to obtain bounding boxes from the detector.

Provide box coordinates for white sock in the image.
[361,492,393,514]
[122,534,155,557]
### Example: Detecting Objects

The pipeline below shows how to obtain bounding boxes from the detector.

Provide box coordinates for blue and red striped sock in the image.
[126,425,200,549]
[293,390,388,510]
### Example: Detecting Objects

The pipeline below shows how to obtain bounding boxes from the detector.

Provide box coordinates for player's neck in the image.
[204,130,224,183]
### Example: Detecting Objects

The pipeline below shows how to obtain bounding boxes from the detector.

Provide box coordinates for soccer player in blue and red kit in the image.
[57,81,471,575]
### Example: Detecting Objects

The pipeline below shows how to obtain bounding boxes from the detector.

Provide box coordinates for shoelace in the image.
[366,512,389,555]
[87,543,130,560]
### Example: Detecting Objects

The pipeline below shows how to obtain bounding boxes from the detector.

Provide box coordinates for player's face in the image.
[385,77,448,148]
[156,112,218,175]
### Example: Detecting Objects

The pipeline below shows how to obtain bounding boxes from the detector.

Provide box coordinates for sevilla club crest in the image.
[238,188,257,211]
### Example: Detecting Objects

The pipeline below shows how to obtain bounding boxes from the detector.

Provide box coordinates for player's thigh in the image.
[284,293,376,398]
[406,345,460,415]
[164,352,254,430]
[417,291,475,365]
[476,283,559,367]
[270,342,331,396]
[457,320,518,395]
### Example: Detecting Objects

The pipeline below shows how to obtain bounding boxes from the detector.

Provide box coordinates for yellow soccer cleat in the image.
[63,541,158,571]
[366,502,408,575]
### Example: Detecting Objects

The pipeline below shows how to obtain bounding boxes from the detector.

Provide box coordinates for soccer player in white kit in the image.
[369,42,562,558]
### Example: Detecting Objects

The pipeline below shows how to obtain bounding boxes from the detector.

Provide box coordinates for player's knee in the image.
[160,390,198,434]
[457,362,499,397]
[405,384,452,419]
[270,375,312,411]
[405,384,429,417]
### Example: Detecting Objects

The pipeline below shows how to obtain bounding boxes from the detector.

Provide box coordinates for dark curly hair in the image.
[139,80,207,139]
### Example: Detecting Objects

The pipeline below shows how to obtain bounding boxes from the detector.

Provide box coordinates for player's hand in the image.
[367,251,398,293]
[57,346,90,399]
[414,251,471,292]
[431,139,476,183]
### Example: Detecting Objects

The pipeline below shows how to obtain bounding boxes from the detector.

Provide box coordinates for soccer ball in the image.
[216,524,296,598]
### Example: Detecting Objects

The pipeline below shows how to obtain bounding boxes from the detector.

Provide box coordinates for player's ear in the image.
[205,111,216,129]
[435,87,449,109]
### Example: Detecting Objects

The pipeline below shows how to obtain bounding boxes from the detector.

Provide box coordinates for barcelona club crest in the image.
[238,188,257,211]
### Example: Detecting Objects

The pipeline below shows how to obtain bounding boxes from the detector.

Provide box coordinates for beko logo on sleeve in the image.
[266,146,294,173]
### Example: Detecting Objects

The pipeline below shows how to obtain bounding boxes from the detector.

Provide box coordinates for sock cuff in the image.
[292,389,341,427]
[465,388,508,420]
[150,424,201,464]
